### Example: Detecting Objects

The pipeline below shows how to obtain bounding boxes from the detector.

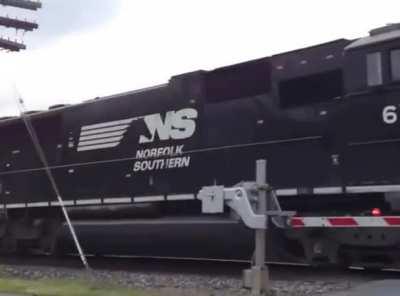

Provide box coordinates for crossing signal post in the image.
[0,0,41,51]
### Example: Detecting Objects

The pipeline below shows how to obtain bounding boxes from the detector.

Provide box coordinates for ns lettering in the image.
[139,108,198,144]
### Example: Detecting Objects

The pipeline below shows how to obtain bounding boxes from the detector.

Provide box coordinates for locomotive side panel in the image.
[59,82,206,200]
[0,114,63,206]
[202,94,339,190]
[340,91,400,186]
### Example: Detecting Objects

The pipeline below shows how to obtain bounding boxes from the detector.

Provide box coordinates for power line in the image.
[0,37,25,51]
[0,16,38,31]
[0,0,41,11]
[0,0,41,51]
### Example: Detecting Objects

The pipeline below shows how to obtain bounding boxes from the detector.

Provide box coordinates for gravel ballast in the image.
[0,262,390,296]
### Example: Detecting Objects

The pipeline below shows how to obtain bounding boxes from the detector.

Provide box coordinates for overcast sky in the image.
[0,0,399,116]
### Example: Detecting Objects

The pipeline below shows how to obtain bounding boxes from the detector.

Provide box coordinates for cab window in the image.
[366,52,383,86]
[391,49,400,81]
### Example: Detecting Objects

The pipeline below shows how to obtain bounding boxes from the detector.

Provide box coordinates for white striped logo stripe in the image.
[77,117,138,152]
[77,142,120,152]
[82,118,138,131]
[78,136,123,147]
[80,125,130,136]
[79,130,126,141]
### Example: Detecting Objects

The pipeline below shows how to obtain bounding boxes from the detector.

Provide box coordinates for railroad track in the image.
[0,254,397,295]
[0,254,397,280]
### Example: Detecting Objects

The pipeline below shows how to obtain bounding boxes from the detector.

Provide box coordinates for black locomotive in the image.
[2,24,400,268]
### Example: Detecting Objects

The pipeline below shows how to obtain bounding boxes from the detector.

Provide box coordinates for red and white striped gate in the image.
[290,216,400,228]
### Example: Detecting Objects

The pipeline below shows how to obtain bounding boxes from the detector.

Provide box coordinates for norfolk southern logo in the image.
[139,108,198,144]
[77,108,198,152]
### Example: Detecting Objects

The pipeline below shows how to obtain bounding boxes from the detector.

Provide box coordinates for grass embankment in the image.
[0,278,146,296]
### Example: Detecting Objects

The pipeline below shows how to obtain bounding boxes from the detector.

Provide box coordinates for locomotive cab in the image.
[334,24,400,189]
[344,23,400,94]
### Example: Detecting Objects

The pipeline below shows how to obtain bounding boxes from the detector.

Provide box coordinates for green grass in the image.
[0,278,146,296]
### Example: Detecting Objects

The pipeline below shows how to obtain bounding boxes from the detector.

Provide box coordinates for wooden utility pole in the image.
[0,0,41,51]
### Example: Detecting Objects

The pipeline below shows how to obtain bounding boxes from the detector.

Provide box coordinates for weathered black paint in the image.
[0,29,399,211]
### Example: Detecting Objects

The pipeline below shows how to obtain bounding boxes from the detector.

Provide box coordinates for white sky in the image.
[0,0,399,116]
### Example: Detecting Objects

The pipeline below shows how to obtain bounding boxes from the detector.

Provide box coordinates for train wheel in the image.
[39,219,62,255]
[0,234,17,254]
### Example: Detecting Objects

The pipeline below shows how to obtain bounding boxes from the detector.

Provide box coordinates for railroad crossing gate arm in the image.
[198,175,296,295]
[198,183,295,229]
